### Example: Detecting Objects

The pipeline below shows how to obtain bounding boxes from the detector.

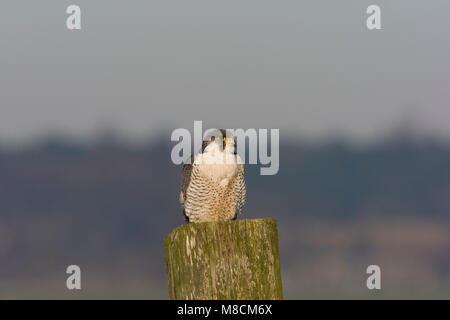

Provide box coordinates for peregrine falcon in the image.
[179,129,246,223]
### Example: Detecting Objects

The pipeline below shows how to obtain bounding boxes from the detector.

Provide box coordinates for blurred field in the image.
[280,218,450,299]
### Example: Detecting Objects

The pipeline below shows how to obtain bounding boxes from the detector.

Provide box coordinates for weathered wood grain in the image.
[164,218,283,300]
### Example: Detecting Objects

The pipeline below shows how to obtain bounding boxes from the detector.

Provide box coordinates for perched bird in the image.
[180,129,246,223]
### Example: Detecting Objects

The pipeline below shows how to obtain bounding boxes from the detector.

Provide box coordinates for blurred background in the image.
[1,1,450,299]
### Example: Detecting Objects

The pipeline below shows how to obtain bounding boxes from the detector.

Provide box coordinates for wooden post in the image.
[164,218,283,300]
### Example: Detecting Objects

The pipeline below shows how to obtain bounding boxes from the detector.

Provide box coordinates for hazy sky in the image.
[1,1,449,145]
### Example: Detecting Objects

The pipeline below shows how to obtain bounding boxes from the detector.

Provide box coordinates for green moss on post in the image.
[164,218,283,300]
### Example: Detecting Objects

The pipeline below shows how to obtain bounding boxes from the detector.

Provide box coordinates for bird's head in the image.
[202,129,236,154]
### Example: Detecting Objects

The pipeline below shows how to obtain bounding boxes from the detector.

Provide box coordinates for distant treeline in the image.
[1,137,450,223]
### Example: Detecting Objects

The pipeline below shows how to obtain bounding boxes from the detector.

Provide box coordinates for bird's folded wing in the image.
[180,155,195,204]
[234,163,246,214]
